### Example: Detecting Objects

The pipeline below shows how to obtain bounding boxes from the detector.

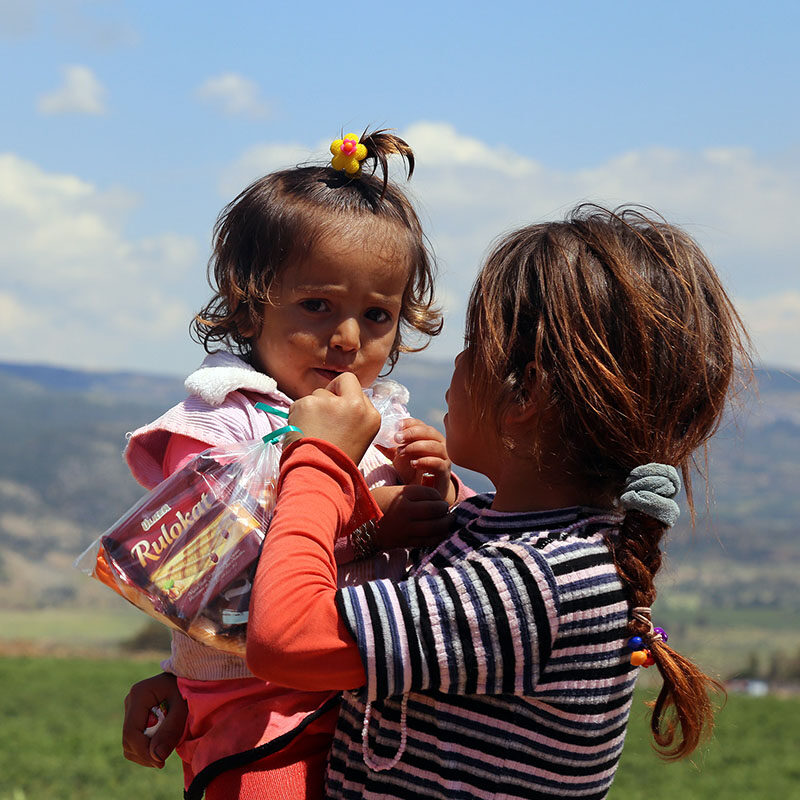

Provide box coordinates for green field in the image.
[0,605,148,647]
[1,655,798,799]
[0,657,183,800]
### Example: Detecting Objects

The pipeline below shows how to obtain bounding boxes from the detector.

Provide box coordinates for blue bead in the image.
[627,636,644,651]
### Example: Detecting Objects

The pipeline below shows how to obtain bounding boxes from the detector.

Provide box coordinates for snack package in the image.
[76,437,280,655]
[75,384,410,655]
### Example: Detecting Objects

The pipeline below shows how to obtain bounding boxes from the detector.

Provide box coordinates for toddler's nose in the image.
[330,318,360,351]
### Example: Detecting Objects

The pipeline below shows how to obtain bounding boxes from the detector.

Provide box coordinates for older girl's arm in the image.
[245,439,375,691]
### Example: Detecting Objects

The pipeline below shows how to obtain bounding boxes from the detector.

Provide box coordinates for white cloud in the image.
[404,122,538,178]
[195,73,270,119]
[737,291,800,370]
[221,123,800,371]
[37,64,106,115]
[8,123,794,377]
[0,290,43,328]
[393,123,800,369]
[0,154,200,372]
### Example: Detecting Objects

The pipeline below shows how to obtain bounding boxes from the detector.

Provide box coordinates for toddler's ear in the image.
[237,311,259,339]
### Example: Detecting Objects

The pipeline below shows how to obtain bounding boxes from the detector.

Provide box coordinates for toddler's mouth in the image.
[314,367,346,382]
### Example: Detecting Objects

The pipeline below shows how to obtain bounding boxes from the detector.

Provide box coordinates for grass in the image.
[1,654,799,799]
[0,657,183,800]
[611,691,800,797]
[0,606,145,646]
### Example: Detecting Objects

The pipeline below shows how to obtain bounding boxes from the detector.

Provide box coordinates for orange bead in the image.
[630,650,648,666]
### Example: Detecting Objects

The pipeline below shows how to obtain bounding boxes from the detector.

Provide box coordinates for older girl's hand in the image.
[287,372,381,465]
[370,484,452,550]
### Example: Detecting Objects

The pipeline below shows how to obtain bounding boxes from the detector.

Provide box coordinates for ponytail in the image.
[357,128,415,198]
[608,510,724,759]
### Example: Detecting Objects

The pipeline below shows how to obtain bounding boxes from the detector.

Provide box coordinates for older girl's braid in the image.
[610,510,722,759]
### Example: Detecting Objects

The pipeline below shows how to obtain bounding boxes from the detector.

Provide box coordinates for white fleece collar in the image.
[184,351,277,406]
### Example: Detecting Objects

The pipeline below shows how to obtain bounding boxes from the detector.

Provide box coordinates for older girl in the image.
[247,205,749,798]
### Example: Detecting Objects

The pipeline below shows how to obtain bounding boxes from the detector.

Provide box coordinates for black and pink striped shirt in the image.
[330,494,636,799]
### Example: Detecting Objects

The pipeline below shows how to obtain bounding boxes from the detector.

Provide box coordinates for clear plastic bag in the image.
[76,437,279,655]
[76,385,410,655]
[366,379,410,447]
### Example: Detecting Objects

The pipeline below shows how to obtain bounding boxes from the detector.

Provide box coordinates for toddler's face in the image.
[249,221,410,400]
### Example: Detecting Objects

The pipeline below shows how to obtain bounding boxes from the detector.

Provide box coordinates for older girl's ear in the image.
[503,363,550,427]
[503,398,540,427]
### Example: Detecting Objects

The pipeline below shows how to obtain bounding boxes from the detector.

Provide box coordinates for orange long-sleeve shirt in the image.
[246,439,375,691]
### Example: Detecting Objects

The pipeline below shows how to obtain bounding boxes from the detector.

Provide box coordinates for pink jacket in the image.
[124,351,412,680]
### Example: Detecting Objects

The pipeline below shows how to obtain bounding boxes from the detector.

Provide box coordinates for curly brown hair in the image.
[191,128,442,369]
[464,204,751,759]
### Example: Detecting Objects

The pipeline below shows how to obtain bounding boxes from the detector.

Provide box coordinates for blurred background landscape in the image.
[2,356,798,689]
[1,356,799,799]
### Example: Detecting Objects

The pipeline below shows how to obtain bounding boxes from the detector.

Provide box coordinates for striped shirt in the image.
[330,494,636,799]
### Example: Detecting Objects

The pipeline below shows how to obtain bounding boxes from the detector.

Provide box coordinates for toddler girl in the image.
[248,204,750,798]
[121,129,471,800]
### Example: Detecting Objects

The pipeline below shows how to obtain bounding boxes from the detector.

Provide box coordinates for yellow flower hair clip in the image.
[330,133,368,175]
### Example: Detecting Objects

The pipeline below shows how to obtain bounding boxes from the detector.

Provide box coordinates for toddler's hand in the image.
[393,418,456,504]
[122,672,187,769]
[371,484,451,551]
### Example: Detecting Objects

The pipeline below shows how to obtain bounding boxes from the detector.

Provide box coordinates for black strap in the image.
[184,693,341,800]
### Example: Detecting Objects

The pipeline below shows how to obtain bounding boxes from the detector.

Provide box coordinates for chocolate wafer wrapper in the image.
[75,437,280,655]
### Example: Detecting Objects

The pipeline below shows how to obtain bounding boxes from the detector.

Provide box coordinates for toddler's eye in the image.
[300,299,329,313]
[365,308,391,324]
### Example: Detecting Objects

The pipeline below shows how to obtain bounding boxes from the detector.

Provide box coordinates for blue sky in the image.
[2,0,799,375]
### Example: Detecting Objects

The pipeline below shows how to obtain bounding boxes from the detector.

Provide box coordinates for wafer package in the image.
[76,436,280,655]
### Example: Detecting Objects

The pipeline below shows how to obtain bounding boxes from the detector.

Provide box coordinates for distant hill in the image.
[0,358,798,616]
[0,361,186,405]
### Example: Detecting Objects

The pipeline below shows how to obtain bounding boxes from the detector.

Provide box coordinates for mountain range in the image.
[0,357,798,618]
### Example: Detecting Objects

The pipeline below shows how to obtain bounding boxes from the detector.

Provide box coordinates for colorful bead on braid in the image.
[626,606,667,668]
[330,133,368,175]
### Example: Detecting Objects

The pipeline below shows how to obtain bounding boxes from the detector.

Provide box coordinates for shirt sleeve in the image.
[336,539,560,702]
[450,471,476,504]
[162,433,213,476]
[245,439,379,691]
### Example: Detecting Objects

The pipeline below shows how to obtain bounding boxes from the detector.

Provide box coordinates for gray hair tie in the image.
[619,463,681,527]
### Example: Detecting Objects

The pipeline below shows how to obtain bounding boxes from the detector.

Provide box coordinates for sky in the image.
[1,0,799,377]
